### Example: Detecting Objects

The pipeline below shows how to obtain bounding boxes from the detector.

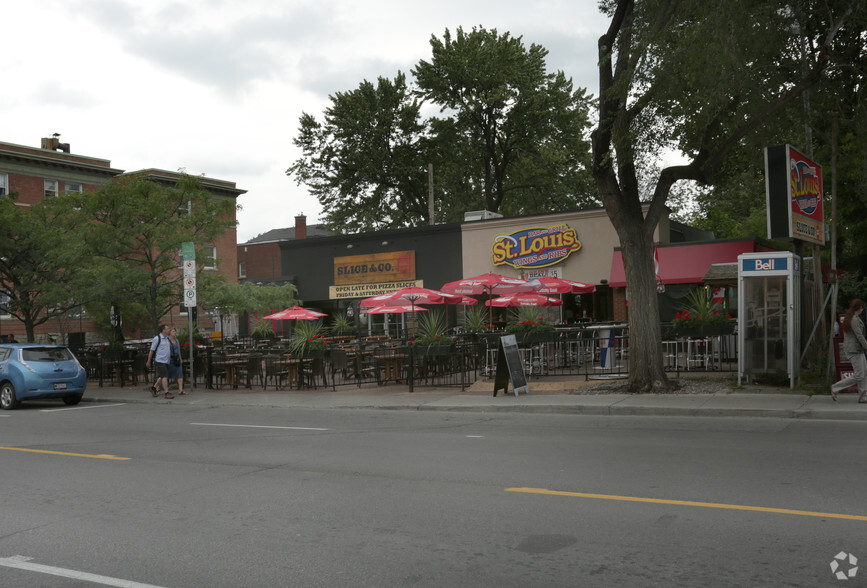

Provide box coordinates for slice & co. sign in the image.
[491,224,582,269]
[334,251,416,285]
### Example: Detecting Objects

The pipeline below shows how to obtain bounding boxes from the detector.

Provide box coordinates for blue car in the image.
[0,344,87,410]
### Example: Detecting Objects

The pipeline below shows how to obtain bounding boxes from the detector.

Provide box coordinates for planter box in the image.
[675,324,734,338]
[413,345,454,357]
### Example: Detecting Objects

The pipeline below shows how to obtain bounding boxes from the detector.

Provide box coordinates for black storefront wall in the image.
[278,223,464,315]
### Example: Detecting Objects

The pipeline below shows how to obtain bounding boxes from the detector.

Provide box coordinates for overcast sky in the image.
[3,0,610,242]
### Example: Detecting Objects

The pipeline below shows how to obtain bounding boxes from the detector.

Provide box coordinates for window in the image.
[0,173,8,196]
[239,262,246,278]
[0,293,10,318]
[203,246,217,270]
[64,182,82,194]
[44,179,58,198]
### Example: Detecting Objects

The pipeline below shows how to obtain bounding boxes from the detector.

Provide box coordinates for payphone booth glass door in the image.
[738,252,800,388]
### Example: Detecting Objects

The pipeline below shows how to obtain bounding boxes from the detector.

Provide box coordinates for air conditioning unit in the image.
[463,210,503,222]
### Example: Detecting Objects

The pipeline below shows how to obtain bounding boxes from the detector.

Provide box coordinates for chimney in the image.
[40,135,70,153]
[294,214,307,240]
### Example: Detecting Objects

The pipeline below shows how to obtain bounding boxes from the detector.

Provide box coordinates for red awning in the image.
[608,240,767,287]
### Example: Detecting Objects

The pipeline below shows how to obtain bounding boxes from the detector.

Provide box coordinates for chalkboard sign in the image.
[493,334,529,397]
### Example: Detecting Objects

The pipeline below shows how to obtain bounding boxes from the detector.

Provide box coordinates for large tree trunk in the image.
[617,220,670,393]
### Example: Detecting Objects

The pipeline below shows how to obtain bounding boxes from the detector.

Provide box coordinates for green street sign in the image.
[182,242,196,261]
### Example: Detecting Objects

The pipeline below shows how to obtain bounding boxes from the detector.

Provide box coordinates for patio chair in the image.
[237,354,264,389]
[263,355,289,390]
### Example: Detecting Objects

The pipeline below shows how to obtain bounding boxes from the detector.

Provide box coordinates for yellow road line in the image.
[0,447,130,461]
[506,487,867,522]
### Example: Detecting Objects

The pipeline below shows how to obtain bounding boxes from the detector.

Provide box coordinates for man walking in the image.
[146,324,173,399]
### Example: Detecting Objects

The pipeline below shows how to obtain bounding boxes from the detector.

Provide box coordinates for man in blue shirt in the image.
[146,324,173,399]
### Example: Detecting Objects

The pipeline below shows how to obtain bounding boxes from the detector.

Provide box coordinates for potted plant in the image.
[252,319,276,341]
[505,308,555,344]
[411,310,455,356]
[329,311,356,341]
[461,305,489,337]
[290,321,329,358]
[672,287,734,337]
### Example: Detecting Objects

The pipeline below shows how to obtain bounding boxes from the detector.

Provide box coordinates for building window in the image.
[239,262,246,278]
[0,173,8,196]
[44,179,58,198]
[65,182,82,194]
[203,246,217,270]
[0,293,10,318]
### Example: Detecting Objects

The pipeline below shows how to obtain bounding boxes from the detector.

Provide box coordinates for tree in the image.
[69,173,238,335]
[592,0,854,392]
[0,193,85,342]
[289,27,595,232]
[289,74,430,233]
[414,27,595,216]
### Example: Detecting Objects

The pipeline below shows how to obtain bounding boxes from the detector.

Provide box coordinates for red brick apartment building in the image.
[0,136,244,344]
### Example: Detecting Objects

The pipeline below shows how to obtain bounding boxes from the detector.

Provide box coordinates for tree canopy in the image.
[592,0,856,392]
[67,173,238,334]
[0,193,85,341]
[289,26,595,233]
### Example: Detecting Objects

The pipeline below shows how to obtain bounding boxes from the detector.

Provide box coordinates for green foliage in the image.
[67,172,238,333]
[329,312,356,335]
[461,305,489,334]
[837,271,867,316]
[412,310,455,347]
[505,307,555,334]
[592,0,855,392]
[289,321,328,355]
[199,276,298,317]
[289,27,595,232]
[251,320,276,341]
[0,192,85,341]
[672,288,731,329]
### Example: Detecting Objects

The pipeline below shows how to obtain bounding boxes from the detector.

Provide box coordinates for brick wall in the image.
[237,242,282,280]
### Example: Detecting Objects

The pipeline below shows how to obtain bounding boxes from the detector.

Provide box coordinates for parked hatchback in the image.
[0,344,87,409]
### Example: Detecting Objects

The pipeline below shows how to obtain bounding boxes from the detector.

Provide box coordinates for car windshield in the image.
[22,347,74,362]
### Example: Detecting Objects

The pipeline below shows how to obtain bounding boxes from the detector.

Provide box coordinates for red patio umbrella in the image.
[364,305,428,338]
[360,287,463,337]
[526,277,596,294]
[440,273,534,296]
[359,286,461,308]
[363,305,429,314]
[484,293,564,307]
[441,273,534,327]
[263,306,327,320]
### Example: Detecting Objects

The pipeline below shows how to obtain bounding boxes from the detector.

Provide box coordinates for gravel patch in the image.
[573,379,733,395]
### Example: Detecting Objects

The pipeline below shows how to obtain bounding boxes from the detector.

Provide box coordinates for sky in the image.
[3,0,611,243]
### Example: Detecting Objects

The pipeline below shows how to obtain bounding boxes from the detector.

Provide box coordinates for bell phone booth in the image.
[738,252,801,388]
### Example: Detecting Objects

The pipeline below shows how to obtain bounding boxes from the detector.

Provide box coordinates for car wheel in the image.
[0,382,19,410]
[63,394,82,406]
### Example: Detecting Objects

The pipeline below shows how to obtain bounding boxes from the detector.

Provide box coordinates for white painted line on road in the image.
[191,422,329,431]
[0,414,9,417]
[0,555,165,587]
[466,435,484,438]
[41,403,127,413]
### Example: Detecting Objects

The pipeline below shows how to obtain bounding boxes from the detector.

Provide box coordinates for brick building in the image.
[0,136,244,344]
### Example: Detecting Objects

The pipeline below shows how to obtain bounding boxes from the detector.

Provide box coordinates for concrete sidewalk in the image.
[78,376,867,421]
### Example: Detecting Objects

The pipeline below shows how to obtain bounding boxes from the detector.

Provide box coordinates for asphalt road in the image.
[1,402,866,587]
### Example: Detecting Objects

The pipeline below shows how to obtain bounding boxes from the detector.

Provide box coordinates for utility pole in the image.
[428,163,434,225]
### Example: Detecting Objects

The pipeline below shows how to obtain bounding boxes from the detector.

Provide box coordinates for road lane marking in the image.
[0,555,164,587]
[466,435,484,438]
[191,422,329,431]
[42,403,127,412]
[506,487,867,522]
[0,447,130,460]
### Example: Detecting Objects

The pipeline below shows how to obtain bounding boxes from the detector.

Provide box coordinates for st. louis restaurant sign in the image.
[491,224,582,269]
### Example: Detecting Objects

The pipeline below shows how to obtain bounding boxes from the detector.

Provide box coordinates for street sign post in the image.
[182,242,196,389]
